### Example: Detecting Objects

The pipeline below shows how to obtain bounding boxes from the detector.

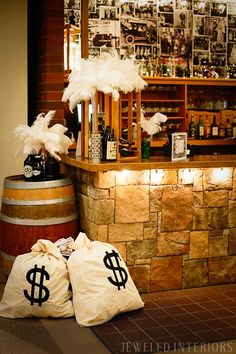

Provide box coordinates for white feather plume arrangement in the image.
[14,110,73,160]
[62,50,147,111]
[141,112,168,136]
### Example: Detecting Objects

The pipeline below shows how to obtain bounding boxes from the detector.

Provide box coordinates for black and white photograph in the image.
[135,45,153,60]
[160,28,192,58]
[228,43,236,64]
[194,35,210,51]
[210,42,226,53]
[100,6,119,20]
[158,0,174,13]
[174,10,187,28]
[120,45,135,59]
[193,15,205,35]
[134,1,157,19]
[89,19,120,47]
[120,18,157,45]
[193,50,209,65]
[228,14,236,28]
[158,12,174,27]
[120,2,135,18]
[176,0,192,10]
[211,2,227,17]
[211,53,226,66]
[193,1,210,16]
[228,27,236,42]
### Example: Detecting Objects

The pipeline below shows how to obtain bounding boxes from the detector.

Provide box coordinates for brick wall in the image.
[28,0,64,125]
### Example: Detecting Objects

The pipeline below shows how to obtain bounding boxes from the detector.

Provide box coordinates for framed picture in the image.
[171,132,187,161]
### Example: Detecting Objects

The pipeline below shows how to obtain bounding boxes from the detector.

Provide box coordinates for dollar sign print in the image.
[24,264,50,306]
[103,250,128,290]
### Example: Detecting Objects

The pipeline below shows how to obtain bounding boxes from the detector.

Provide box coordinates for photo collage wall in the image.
[64,0,236,77]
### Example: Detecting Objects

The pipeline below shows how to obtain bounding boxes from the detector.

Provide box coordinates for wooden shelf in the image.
[150,138,236,148]
[188,138,236,146]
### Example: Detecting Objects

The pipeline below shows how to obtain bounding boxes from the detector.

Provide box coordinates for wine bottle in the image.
[225,118,233,138]
[232,117,236,138]
[101,126,109,161]
[189,115,196,138]
[204,115,211,139]
[24,155,34,181]
[218,117,226,138]
[198,115,204,139]
[211,115,218,138]
[32,154,44,181]
[101,126,117,161]
[176,59,184,77]
[106,127,117,161]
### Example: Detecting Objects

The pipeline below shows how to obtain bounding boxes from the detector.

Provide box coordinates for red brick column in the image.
[29,0,64,125]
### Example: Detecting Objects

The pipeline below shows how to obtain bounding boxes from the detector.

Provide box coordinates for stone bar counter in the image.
[62,154,236,293]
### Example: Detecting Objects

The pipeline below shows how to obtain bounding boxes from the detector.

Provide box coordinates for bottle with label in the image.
[101,126,117,161]
[218,118,226,138]
[32,154,44,181]
[198,115,204,139]
[24,154,35,181]
[204,115,211,139]
[189,115,196,138]
[211,115,218,138]
[233,117,236,138]
[106,128,117,161]
[225,118,233,138]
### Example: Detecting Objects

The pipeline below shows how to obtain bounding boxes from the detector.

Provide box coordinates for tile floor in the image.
[93,283,236,354]
[1,282,236,354]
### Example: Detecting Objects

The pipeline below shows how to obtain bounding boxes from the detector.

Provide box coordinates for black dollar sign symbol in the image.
[103,250,128,290]
[24,264,50,306]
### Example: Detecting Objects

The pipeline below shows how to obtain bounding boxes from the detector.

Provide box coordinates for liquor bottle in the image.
[176,59,184,77]
[233,117,236,137]
[211,115,218,138]
[204,115,211,139]
[101,126,117,161]
[189,115,196,138]
[218,118,226,138]
[161,58,168,77]
[225,118,233,138]
[101,126,109,160]
[106,128,117,161]
[32,154,44,181]
[184,59,191,78]
[24,154,35,181]
[198,115,204,139]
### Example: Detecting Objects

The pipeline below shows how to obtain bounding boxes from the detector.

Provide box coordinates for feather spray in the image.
[141,112,168,136]
[14,110,73,160]
[62,50,147,111]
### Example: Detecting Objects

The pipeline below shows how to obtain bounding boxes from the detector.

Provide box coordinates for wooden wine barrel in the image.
[0,174,79,275]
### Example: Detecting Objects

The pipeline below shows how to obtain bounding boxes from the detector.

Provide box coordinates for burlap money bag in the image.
[67,232,144,326]
[0,239,74,318]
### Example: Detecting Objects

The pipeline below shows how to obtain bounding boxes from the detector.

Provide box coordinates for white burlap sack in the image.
[67,233,144,327]
[0,239,74,318]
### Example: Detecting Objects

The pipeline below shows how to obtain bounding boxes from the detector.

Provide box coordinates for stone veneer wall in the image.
[71,166,236,293]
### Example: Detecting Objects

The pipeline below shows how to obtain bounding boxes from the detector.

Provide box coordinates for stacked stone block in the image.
[73,167,236,293]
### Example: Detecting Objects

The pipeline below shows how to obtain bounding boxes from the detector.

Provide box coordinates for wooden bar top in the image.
[61,154,236,172]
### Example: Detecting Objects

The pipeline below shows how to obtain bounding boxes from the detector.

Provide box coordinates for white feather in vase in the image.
[14,110,73,160]
[62,50,147,111]
[141,112,168,136]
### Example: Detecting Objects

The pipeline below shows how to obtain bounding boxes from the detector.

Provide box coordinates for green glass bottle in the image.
[198,115,204,139]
